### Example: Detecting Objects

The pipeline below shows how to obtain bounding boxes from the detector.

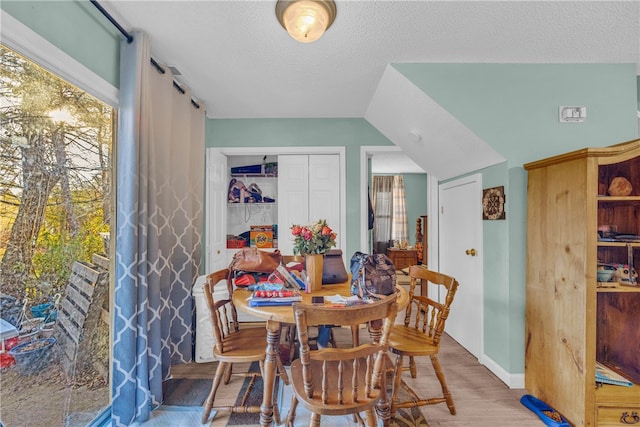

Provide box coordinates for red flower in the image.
[290,219,336,255]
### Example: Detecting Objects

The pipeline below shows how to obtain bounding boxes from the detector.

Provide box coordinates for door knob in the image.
[465,248,477,256]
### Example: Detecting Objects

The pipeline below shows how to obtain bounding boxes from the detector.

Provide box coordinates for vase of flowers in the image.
[291,219,337,292]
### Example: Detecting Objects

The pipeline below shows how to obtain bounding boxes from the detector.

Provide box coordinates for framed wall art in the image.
[482,186,506,220]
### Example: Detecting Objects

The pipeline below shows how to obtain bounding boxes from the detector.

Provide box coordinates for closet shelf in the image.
[230,173,277,178]
[227,202,277,206]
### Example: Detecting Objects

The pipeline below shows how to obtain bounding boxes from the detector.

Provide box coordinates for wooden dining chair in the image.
[201,268,288,424]
[388,265,459,418]
[285,295,398,427]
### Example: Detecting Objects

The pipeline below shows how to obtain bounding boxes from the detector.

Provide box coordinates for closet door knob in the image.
[465,248,477,256]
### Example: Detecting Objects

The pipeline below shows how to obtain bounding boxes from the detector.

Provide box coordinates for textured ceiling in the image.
[101,0,639,120]
[99,1,639,176]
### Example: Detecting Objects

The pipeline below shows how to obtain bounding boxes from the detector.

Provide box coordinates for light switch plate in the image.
[559,106,586,122]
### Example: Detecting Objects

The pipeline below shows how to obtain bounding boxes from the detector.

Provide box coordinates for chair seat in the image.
[290,357,381,416]
[213,327,267,361]
[388,324,438,357]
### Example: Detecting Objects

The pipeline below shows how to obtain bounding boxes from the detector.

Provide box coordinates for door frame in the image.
[359,146,439,268]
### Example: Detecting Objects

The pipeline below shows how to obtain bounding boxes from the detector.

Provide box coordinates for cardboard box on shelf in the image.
[250,225,274,248]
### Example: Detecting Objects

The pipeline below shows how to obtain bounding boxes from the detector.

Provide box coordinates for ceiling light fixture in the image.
[275,0,337,43]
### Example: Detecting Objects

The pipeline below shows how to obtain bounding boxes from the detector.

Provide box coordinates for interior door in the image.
[277,155,310,255]
[308,154,340,239]
[205,149,227,273]
[438,174,483,359]
[277,154,340,256]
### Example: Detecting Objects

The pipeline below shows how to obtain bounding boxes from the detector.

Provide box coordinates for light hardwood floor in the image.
[168,328,542,427]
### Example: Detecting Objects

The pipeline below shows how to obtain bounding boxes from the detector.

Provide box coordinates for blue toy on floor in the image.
[520,394,570,427]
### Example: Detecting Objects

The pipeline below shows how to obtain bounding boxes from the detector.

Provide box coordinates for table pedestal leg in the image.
[260,320,281,427]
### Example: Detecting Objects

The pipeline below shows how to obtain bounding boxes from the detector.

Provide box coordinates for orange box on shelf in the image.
[250,225,274,248]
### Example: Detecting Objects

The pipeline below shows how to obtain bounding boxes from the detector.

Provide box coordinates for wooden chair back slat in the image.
[204,268,238,355]
[404,265,459,347]
[292,295,397,408]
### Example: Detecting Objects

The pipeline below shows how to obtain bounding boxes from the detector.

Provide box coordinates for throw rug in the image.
[226,363,429,427]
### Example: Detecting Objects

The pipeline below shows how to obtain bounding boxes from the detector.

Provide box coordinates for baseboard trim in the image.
[480,353,525,389]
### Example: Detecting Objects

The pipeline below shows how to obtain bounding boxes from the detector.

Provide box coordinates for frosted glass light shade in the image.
[276,0,336,43]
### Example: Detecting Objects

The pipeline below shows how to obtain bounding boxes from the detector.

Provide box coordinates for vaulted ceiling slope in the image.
[101,1,639,120]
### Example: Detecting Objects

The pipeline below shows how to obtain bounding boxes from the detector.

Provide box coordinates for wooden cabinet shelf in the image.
[597,241,640,247]
[596,284,640,292]
[596,195,640,202]
[524,139,640,427]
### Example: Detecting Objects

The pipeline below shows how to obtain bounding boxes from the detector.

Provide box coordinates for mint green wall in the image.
[394,63,638,167]
[477,163,511,370]
[1,1,120,88]
[206,118,393,258]
[637,76,640,111]
[508,166,528,373]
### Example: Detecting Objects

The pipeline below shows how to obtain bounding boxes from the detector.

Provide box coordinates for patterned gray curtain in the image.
[112,31,205,426]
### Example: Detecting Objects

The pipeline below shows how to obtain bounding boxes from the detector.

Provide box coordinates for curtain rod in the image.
[90,0,201,109]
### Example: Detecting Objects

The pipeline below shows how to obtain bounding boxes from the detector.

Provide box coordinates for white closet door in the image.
[278,155,310,255]
[205,149,228,273]
[308,154,340,243]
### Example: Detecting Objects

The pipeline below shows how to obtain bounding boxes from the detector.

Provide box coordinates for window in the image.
[0,43,114,427]
[371,175,408,254]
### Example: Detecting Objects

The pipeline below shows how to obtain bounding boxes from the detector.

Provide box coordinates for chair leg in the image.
[430,354,456,415]
[409,356,417,378]
[390,354,404,419]
[364,408,377,427]
[285,394,298,427]
[287,325,297,361]
[375,378,391,427]
[223,362,233,384]
[276,353,290,385]
[351,325,360,346]
[201,361,227,423]
[309,412,321,427]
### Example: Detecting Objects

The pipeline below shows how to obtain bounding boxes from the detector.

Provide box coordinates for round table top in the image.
[232,281,409,325]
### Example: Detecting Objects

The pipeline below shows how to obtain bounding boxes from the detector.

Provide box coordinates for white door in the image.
[205,149,228,273]
[308,154,340,237]
[278,154,340,255]
[438,174,483,360]
[278,155,310,255]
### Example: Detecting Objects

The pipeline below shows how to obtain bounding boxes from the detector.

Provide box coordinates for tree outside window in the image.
[1,45,112,427]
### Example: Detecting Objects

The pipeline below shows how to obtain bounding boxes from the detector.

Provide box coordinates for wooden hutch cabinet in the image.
[524,139,640,427]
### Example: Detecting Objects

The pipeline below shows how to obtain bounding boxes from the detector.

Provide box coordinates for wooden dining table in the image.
[232,280,409,427]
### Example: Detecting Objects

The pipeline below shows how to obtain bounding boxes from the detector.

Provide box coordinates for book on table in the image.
[248,283,302,307]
